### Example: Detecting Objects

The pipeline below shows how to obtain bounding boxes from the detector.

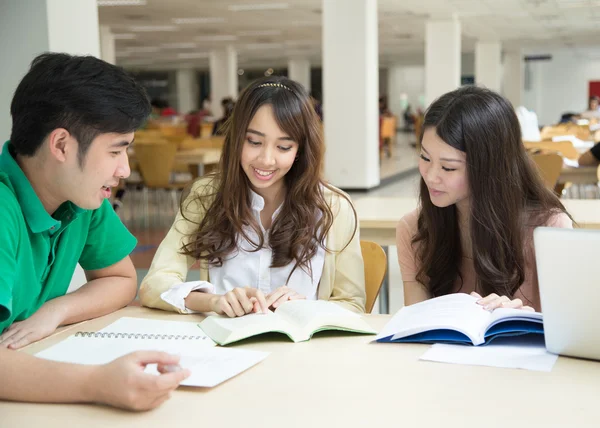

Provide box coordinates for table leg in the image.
[378,245,390,314]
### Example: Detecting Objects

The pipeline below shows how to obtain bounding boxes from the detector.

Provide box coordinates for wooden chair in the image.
[380,115,397,158]
[414,114,424,150]
[530,152,564,190]
[360,240,387,314]
[200,122,214,138]
[132,142,189,228]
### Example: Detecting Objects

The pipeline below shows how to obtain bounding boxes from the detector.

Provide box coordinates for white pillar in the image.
[176,69,199,114]
[209,45,238,108]
[322,0,379,190]
[288,58,311,92]
[475,41,501,92]
[503,49,524,108]
[0,0,100,138]
[425,18,461,107]
[99,25,116,65]
[387,65,425,118]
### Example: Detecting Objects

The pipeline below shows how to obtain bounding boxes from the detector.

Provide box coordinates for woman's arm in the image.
[139,182,210,313]
[328,195,367,313]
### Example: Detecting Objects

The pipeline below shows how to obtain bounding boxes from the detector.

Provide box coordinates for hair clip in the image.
[258,82,293,92]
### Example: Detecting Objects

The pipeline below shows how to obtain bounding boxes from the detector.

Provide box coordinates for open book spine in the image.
[74,331,210,340]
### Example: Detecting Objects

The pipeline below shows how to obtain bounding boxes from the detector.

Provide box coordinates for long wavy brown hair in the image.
[179,76,356,279]
[414,86,571,301]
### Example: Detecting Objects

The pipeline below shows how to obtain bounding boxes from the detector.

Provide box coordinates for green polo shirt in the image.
[0,143,137,332]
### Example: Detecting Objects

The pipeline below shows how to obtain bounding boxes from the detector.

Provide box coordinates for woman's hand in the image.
[209,287,268,317]
[470,292,534,311]
[266,286,306,309]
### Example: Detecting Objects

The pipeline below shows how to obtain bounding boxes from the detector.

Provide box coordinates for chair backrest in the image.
[200,122,214,138]
[380,116,397,139]
[179,136,225,150]
[414,114,424,150]
[360,240,387,314]
[134,142,178,188]
[530,152,564,189]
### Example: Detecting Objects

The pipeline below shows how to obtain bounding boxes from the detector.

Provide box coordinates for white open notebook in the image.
[36,317,268,387]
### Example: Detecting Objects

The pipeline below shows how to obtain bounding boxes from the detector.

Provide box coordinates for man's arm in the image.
[0,347,189,410]
[0,257,136,349]
[578,142,600,166]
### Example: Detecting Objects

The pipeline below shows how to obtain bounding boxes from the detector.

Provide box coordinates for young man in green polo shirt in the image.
[0,53,189,410]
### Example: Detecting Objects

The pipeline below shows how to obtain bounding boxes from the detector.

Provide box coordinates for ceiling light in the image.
[172,17,226,24]
[113,33,137,39]
[228,3,289,12]
[238,30,282,36]
[177,52,210,59]
[244,43,283,50]
[97,0,146,6]
[195,35,238,42]
[129,25,178,32]
[128,46,161,53]
[161,42,198,49]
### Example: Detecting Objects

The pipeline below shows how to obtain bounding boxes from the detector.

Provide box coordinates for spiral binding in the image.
[74,331,208,340]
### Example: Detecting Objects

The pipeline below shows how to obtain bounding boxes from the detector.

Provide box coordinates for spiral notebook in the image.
[36,317,269,387]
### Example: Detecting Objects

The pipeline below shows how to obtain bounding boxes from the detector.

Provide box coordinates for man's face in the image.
[65,132,133,210]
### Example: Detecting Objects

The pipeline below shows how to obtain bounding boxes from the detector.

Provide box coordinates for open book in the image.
[375,294,543,346]
[199,300,377,345]
[36,317,268,387]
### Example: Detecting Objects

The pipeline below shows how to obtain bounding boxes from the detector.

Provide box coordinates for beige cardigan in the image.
[139,179,366,313]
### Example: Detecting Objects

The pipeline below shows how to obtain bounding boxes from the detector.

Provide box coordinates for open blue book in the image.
[375,294,543,346]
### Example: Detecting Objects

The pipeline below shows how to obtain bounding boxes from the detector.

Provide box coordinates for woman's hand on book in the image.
[89,351,190,411]
[266,286,306,309]
[209,287,269,317]
[471,292,534,312]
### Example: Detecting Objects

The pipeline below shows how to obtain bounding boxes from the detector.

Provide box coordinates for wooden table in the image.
[176,148,221,177]
[356,196,600,244]
[355,197,600,313]
[558,165,598,186]
[129,147,221,177]
[2,306,599,427]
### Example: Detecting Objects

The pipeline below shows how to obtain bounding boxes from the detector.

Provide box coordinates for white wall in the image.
[527,49,600,126]
[176,69,199,114]
[0,1,50,139]
[387,65,425,119]
[323,0,379,189]
[425,19,461,106]
[46,0,100,57]
[0,0,100,140]
[288,58,311,91]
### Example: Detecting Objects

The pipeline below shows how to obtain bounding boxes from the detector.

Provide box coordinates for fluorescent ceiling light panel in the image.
[97,0,146,5]
[161,42,198,49]
[129,25,178,32]
[238,30,282,36]
[172,17,226,24]
[177,52,210,59]
[228,3,289,12]
[113,33,137,39]
[127,46,161,52]
[195,35,238,41]
[244,43,283,49]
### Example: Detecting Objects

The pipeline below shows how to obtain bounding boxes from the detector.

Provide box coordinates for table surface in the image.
[2,306,599,428]
[355,196,600,229]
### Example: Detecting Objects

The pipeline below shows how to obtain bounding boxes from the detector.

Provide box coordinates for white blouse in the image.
[161,189,326,313]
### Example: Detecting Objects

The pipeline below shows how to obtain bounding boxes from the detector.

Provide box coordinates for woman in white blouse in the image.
[139,77,366,317]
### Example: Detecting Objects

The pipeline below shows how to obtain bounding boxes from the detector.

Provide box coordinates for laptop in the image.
[534,227,600,360]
